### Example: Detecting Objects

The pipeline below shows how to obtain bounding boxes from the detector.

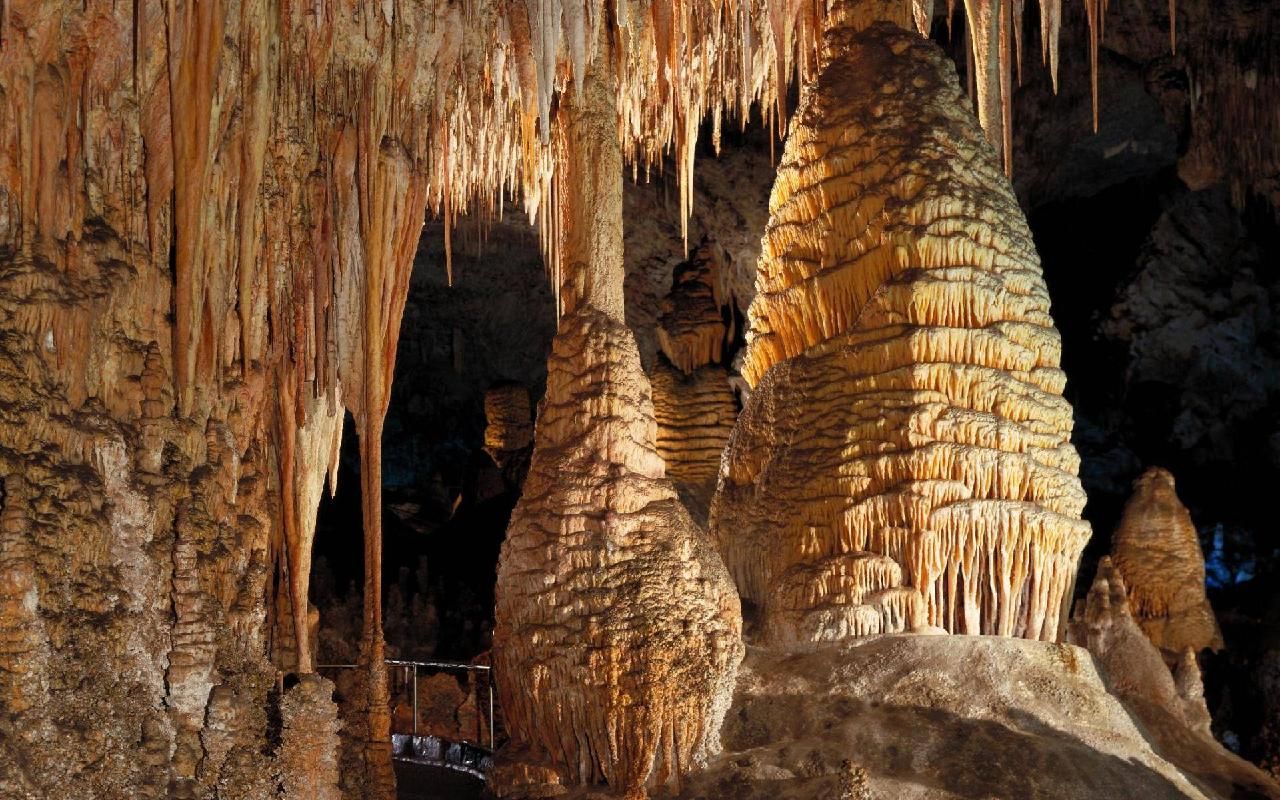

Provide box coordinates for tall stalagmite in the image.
[712,5,1091,646]
[492,34,743,800]
[1111,467,1223,658]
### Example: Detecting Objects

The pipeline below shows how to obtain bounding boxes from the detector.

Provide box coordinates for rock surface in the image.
[675,635,1280,800]
[1112,468,1224,657]
[714,15,1090,645]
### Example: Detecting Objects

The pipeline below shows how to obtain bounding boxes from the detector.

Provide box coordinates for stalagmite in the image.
[493,38,743,800]
[1069,558,1214,735]
[656,245,735,375]
[712,7,1091,646]
[651,363,738,487]
[1111,467,1223,658]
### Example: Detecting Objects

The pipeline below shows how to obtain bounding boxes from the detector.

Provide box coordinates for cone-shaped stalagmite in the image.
[1112,467,1223,657]
[712,7,1091,646]
[493,38,743,800]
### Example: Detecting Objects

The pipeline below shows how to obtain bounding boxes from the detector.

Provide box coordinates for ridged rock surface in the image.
[492,45,742,800]
[656,246,735,375]
[712,16,1091,645]
[493,310,743,798]
[651,363,737,487]
[1112,467,1224,656]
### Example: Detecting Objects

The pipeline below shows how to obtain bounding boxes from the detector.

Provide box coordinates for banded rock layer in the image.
[1112,467,1223,657]
[651,363,738,487]
[493,310,743,798]
[713,16,1091,645]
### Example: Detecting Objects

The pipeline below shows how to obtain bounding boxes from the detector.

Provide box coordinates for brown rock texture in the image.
[1069,557,1209,732]
[712,13,1091,645]
[1066,558,1275,799]
[651,363,738,488]
[656,246,735,375]
[494,310,744,798]
[493,43,742,800]
[1111,467,1224,656]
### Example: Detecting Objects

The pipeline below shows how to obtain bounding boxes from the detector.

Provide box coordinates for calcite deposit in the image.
[0,0,1267,796]
[713,10,1091,646]
[656,246,735,375]
[492,43,743,800]
[1111,467,1224,657]
[651,363,738,488]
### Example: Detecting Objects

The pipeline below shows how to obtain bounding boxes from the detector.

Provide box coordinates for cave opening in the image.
[309,216,556,673]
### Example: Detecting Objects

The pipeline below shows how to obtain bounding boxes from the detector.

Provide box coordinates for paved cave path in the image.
[394,760,487,800]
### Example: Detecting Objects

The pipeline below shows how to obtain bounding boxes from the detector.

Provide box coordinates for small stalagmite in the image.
[1112,467,1224,657]
[492,38,743,800]
[1069,557,1214,736]
[712,7,1091,646]
[656,246,735,375]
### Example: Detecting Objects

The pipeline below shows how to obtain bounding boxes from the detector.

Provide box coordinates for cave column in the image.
[492,28,743,800]
[552,47,625,321]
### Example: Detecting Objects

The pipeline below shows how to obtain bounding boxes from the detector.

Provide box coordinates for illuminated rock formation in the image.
[1112,467,1224,657]
[651,363,738,487]
[763,552,928,646]
[493,45,743,800]
[712,11,1091,645]
[483,384,535,465]
[657,246,735,375]
[483,383,535,489]
[1069,558,1207,729]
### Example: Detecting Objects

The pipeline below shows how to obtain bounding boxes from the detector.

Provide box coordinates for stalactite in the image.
[713,11,1090,646]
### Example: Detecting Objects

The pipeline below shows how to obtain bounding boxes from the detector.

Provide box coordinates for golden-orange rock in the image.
[493,42,742,800]
[713,15,1091,645]
[656,246,734,375]
[1112,467,1224,657]
[651,362,738,487]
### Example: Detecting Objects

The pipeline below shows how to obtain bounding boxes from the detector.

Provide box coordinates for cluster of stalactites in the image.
[712,20,1090,646]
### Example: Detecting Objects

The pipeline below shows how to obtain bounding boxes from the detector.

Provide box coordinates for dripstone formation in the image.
[712,9,1091,646]
[1111,467,1224,658]
[492,42,743,800]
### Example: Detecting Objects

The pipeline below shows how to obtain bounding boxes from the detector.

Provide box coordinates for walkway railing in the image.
[317,658,497,775]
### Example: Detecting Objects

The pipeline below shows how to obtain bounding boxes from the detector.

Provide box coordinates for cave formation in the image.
[1,0,1278,799]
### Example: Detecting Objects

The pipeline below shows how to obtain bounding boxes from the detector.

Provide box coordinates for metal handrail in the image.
[316,659,496,751]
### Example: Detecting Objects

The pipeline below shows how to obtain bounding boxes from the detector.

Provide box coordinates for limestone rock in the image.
[1067,558,1273,798]
[493,310,744,798]
[713,16,1090,645]
[493,42,742,800]
[276,676,343,800]
[656,246,735,375]
[764,553,927,647]
[1112,467,1224,656]
[651,362,738,488]
[671,635,1280,800]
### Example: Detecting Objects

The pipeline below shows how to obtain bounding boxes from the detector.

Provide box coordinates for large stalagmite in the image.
[492,37,743,800]
[712,7,1091,646]
[1111,467,1223,658]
